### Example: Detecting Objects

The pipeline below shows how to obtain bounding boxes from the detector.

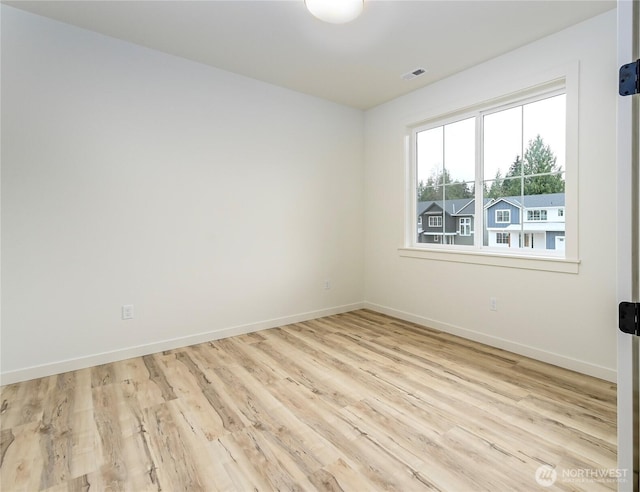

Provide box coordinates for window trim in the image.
[496,232,510,245]
[402,62,579,273]
[495,210,511,223]
[398,247,580,274]
[428,215,443,228]
[459,217,471,236]
[527,209,548,221]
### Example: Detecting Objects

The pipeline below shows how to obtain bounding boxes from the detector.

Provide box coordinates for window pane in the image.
[524,172,565,195]
[453,201,475,246]
[418,200,445,244]
[484,106,522,183]
[483,176,520,248]
[416,119,476,246]
[486,175,523,199]
[483,187,565,251]
[444,117,475,183]
[418,185,443,202]
[481,95,565,255]
[519,189,566,252]
[442,181,474,200]
[523,95,566,171]
[416,126,443,199]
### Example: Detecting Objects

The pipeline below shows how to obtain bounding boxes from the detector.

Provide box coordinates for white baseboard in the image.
[364,302,617,383]
[3,301,616,385]
[0,302,364,385]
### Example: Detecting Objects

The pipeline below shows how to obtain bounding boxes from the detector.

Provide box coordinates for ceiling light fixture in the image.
[305,0,364,24]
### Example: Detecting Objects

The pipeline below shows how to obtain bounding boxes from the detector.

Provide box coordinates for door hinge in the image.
[619,302,640,336]
[619,59,639,96]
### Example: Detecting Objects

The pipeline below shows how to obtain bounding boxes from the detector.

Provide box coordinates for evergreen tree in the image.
[487,170,504,199]
[417,168,473,201]
[500,135,564,196]
[501,158,524,196]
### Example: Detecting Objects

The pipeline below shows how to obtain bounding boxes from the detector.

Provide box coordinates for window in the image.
[459,217,471,236]
[495,210,511,223]
[527,209,547,221]
[418,216,423,226]
[428,216,442,228]
[412,87,568,260]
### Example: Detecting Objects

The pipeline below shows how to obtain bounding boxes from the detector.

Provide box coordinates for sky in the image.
[416,93,566,187]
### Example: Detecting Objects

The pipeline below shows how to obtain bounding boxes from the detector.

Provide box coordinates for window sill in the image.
[398,247,580,274]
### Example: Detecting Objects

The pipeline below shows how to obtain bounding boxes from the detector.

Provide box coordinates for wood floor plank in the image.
[0,377,51,430]
[0,421,45,491]
[91,382,159,491]
[152,352,230,442]
[142,400,210,491]
[252,335,363,409]
[212,364,336,474]
[174,351,247,433]
[38,372,78,489]
[0,310,617,491]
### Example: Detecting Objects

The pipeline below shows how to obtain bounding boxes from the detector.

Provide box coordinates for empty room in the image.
[1,0,638,490]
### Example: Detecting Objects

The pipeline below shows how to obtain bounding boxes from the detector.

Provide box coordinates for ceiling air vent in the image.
[401,68,427,81]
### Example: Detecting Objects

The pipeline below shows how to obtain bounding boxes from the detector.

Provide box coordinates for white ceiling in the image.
[3,0,615,109]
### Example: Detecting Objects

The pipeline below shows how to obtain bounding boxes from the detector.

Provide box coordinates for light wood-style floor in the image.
[0,310,617,491]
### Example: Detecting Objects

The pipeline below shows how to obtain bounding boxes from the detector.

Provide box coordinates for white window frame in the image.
[496,232,510,245]
[495,210,511,223]
[459,217,471,236]
[401,63,580,274]
[527,209,548,221]
[558,208,565,217]
[428,216,442,228]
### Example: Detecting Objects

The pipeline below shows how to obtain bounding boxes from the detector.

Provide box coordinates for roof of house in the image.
[485,193,565,209]
[417,198,479,217]
[417,193,565,216]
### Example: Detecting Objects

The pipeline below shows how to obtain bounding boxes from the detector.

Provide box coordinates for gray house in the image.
[418,193,566,251]
[417,198,476,245]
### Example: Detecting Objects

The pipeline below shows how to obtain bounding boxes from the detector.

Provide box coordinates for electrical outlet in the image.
[490,298,497,311]
[324,280,331,290]
[122,304,134,320]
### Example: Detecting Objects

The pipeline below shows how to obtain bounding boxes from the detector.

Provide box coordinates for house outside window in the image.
[411,81,572,262]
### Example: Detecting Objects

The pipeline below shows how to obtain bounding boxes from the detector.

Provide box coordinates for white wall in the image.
[1,6,620,385]
[363,10,618,381]
[0,6,364,382]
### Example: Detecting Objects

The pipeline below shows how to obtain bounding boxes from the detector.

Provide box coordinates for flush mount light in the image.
[305,0,364,24]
